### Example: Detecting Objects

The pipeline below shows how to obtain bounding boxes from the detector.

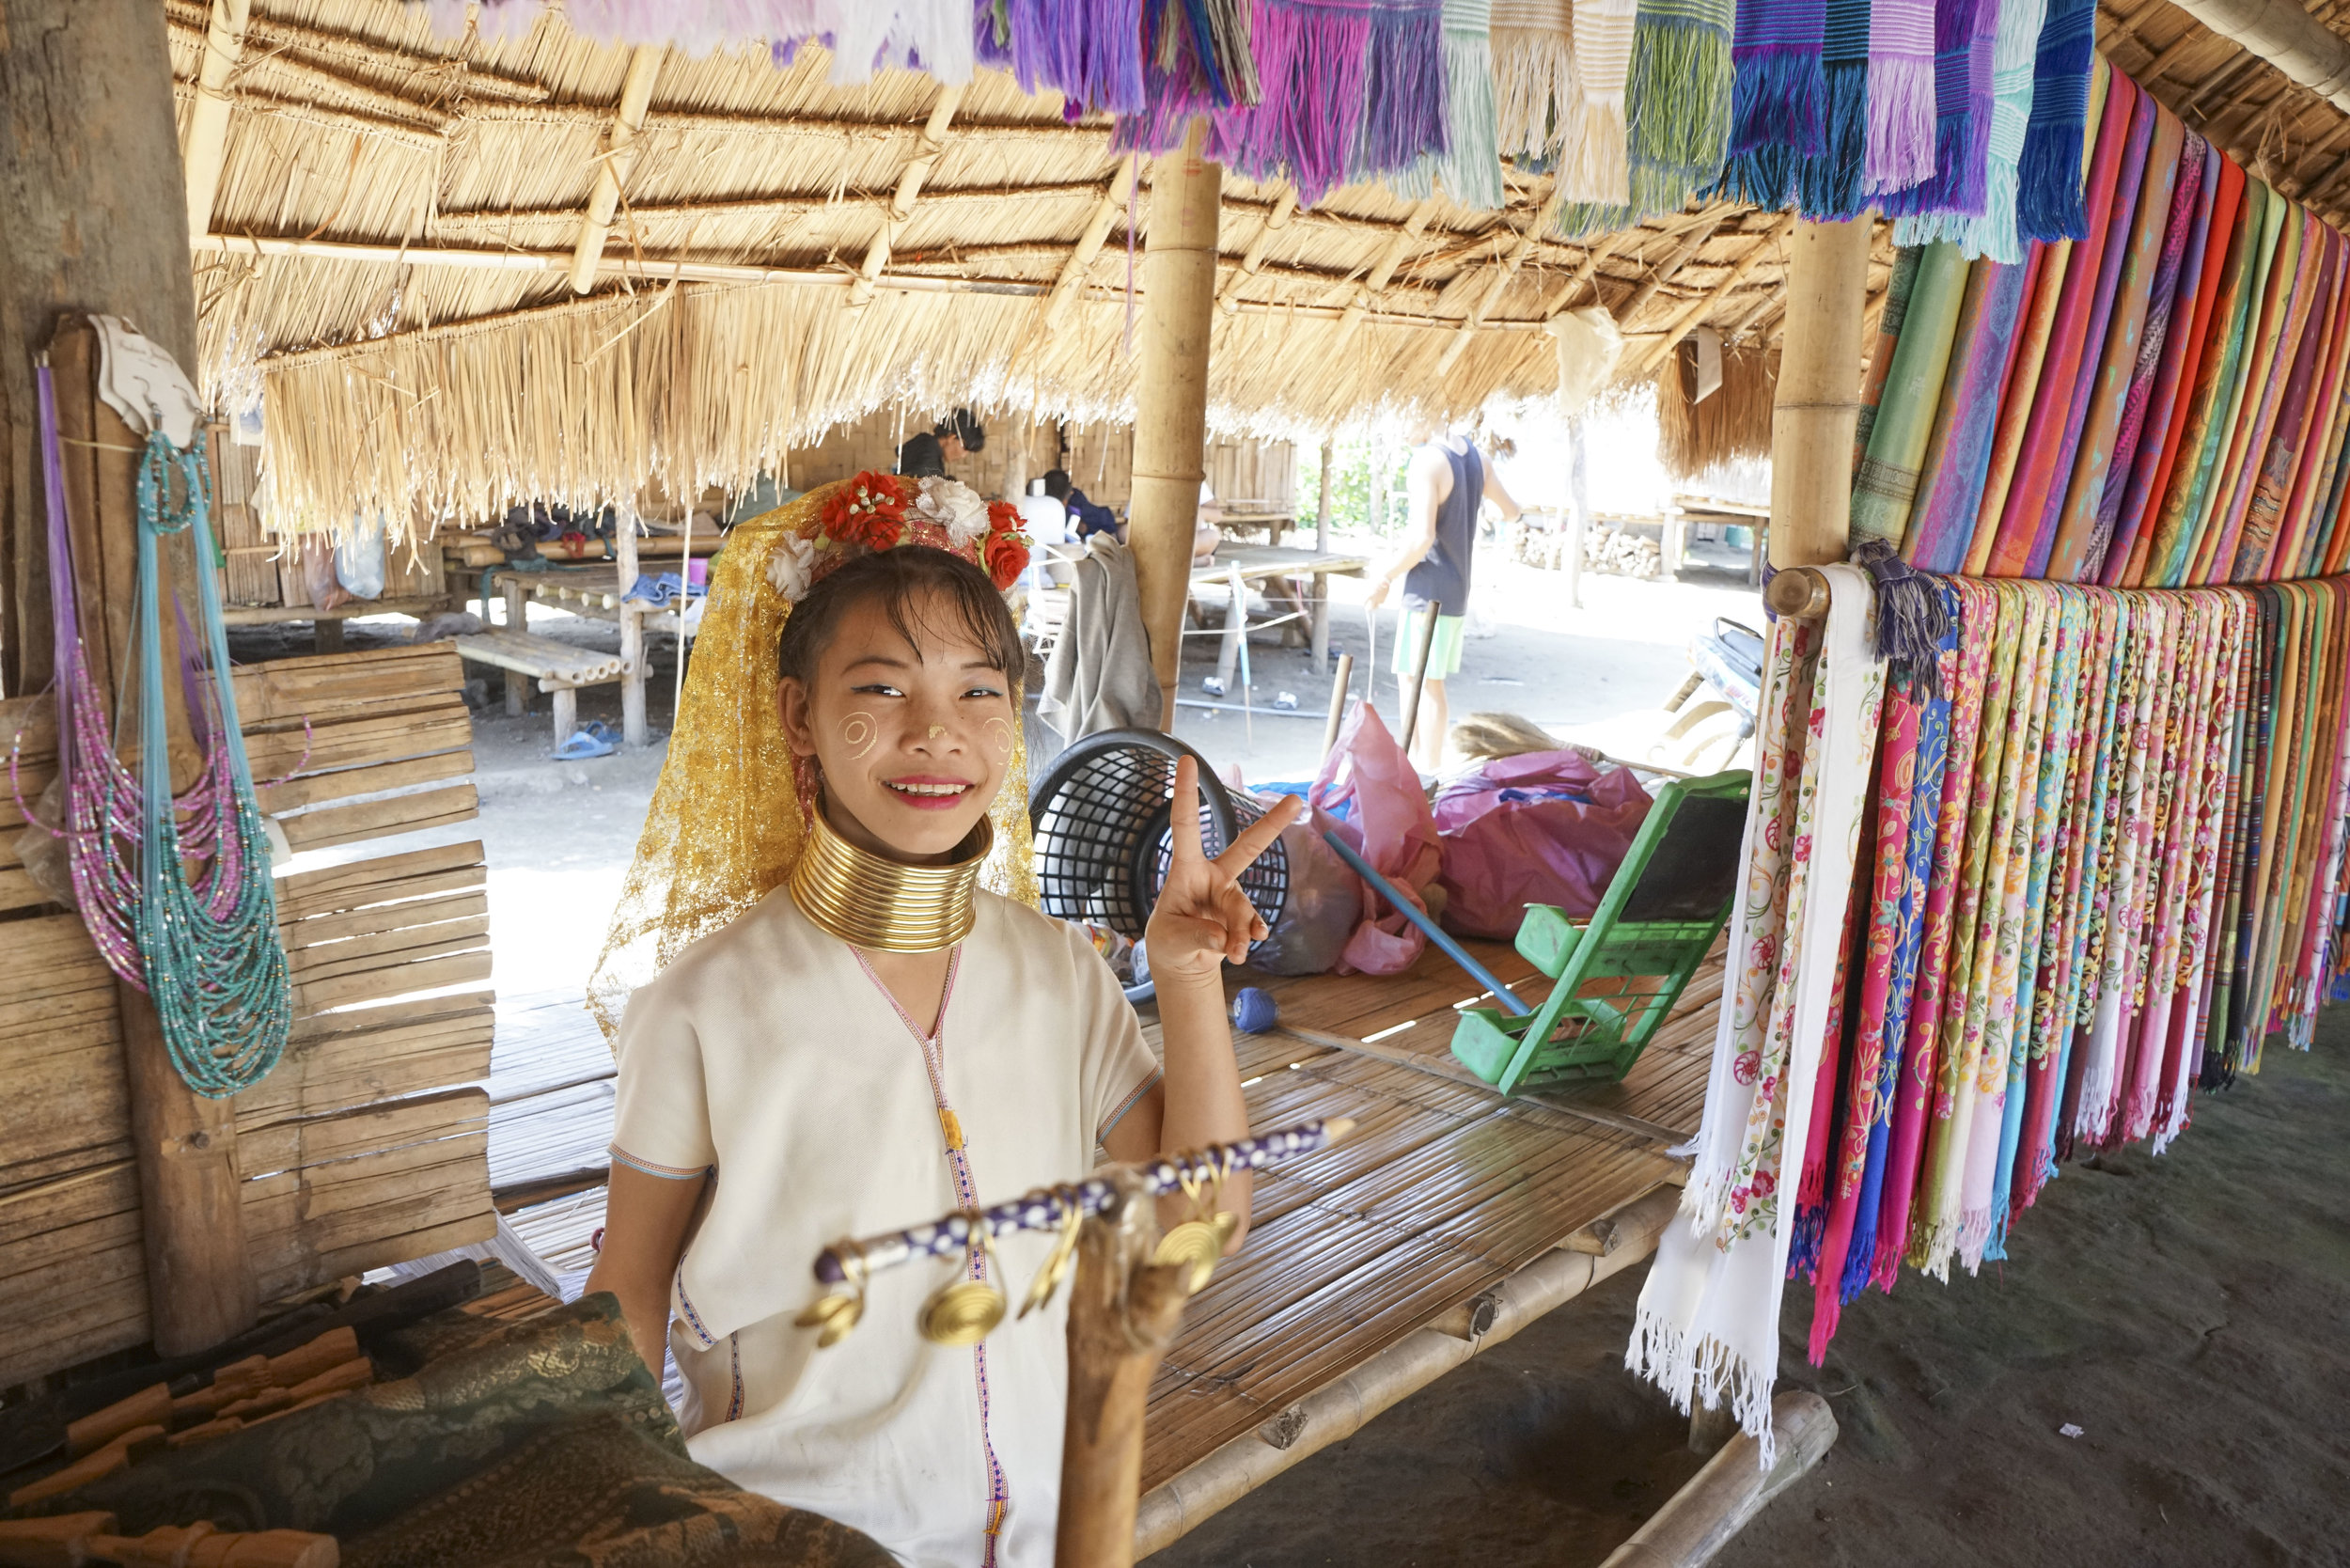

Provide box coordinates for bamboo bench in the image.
[452,630,624,746]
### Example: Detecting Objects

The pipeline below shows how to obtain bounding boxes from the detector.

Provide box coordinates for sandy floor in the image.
[1147,1027,2350,1568]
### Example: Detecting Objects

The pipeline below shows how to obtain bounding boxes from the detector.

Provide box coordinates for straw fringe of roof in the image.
[1653,345,1778,482]
[257,277,1553,535]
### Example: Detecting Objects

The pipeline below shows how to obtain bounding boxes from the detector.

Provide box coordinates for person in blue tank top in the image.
[1367,425,1523,772]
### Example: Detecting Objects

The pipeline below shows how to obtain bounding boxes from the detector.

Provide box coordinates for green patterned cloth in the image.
[12,1296,891,1568]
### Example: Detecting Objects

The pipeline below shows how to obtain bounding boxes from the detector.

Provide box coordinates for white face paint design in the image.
[838,711,880,760]
[983,716,1014,759]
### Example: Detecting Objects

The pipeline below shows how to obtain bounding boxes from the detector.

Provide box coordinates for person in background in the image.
[1366,422,1523,774]
[898,410,986,478]
[1193,478,1223,565]
[1042,467,1121,541]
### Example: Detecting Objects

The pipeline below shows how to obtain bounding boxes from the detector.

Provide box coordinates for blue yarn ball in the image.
[1230,986,1279,1034]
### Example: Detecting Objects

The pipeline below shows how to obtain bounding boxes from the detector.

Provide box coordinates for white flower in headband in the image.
[767,531,821,604]
[916,476,992,547]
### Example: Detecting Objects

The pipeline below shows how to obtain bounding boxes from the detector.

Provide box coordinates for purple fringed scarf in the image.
[1727,0,1828,158]
[2017,0,2095,241]
[1864,0,1939,196]
[1876,0,1996,220]
[998,0,1151,114]
[1353,0,1450,178]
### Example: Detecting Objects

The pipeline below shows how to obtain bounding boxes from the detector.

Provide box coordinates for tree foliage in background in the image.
[1296,437,1411,537]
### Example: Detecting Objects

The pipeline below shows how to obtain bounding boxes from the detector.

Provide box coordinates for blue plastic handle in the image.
[1319,830,1531,1017]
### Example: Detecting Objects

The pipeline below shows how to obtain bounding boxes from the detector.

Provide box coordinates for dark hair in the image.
[1041,467,1073,502]
[777,545,1024,687]
[934,408,985,452]
[897,431,947,478]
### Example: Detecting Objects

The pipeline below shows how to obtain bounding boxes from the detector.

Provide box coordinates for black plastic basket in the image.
[1027,729,1289,943]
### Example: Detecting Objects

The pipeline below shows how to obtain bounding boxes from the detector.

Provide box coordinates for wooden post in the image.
[1322,651,1355,759]
[1128,120,1221,729]
[1314,438,1334,552]
[0,1,259,1354]
[1398,601,1442,759]
[1768,220,1872,571]
[502,579,529,715]
[616,514,646,746]
[1056,1174,1191,1568]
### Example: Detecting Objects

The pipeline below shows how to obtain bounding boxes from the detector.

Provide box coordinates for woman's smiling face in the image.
[778,586,1013,862]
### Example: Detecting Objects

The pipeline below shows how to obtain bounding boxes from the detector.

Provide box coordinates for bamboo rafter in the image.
[851,80,967,307]
[569,45,664,294]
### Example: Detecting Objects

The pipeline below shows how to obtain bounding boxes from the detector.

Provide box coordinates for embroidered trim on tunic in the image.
[854,947,1013,1568]
[1098,1068,1164,1144]
[674,1267,719,1351]
[609,1144,713,1180]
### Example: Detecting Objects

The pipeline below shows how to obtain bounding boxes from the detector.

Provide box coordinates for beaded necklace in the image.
[31,363,290,1095]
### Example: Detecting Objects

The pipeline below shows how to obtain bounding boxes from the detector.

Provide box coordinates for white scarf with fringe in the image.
[1627,563,1884,1468]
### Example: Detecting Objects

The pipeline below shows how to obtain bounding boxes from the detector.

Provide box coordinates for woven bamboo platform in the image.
[475,936,1721,1498]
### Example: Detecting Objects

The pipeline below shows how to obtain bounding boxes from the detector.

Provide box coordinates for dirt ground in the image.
[1146,1027,2350,1568]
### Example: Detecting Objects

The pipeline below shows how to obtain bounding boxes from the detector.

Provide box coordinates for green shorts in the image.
[1393,607,1465,679]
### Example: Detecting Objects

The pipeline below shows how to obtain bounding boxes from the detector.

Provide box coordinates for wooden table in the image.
[490,566,697,729]
[1674,494,1770,585]
[1190,544,1370,682]
[1214,508,1299,548]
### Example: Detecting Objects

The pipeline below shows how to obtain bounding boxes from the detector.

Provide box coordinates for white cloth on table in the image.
[1039,535,1160,741]
[610,886,1160,1568]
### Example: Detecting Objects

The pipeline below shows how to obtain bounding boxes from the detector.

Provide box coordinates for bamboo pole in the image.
[2166,0,2350,114]
[569,45,664,295]
[1623,214,1793,381]
[1337,198,1442,328]
[1129,120,1221,729]
[616,516,646,746]
[1596,1393,1839,1568]
[1434,180,1571,375]
[1767,220,1872,570]
[1315,438,1334,552]
[1218,185,1298,314]
[181,0,251,241]
[1044,156,1140,329]
[1134,1185,1683,1557]
[1398,600,1442,757]
[851,81,966,307]
[1322,651,1355,758]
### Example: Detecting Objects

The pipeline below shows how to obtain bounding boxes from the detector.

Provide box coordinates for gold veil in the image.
[587,479,1040,1041]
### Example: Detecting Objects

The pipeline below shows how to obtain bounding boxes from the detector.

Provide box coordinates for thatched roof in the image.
[176,0,2350,534]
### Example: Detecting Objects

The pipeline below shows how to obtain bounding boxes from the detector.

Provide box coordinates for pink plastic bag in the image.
[1433,749,1653,940]
[1311,703,1441,975]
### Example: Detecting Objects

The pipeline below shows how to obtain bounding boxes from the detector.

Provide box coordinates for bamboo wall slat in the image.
[0,647,499,1389]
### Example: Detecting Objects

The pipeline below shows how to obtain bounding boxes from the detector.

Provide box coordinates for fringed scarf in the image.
[1863,0,1940,198]
[1713,0,1869,215]
[1437,0,1507,206]
[1555,0,1735,234]
[1491,0,1582,158]
[1880,0,1998,226]
[1725,0,1827,161]
[1353,0,1451,180]
[1628,565,1883,1468]
[2015,0,2095,242]
[1562,0,1642,202]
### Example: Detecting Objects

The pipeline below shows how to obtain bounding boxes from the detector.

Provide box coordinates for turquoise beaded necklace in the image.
[131,429,290,1096]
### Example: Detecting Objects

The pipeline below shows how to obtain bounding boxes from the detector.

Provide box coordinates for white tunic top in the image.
[610,885,1161,1568]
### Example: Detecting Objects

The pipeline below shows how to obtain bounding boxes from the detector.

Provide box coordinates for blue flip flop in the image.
[581,720,619,744]
[553,729,615,760]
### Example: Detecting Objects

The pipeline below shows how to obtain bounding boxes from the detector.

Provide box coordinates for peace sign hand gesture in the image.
[1145,757,1305,985]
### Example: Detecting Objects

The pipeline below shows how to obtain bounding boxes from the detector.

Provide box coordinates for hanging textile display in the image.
[1554,0,1737,236]
[1856,66,2350,591]
[31,357,292,1098]
[1387,0,1509,208]
[1635,572,2350,1458]
[1627,564,1884,1466]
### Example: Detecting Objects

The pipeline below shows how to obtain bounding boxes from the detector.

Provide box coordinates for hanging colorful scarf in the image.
[1556,0,1735,233]
[2090,130,2206,583]
[1437,0,1507,207]
[1724,0,1826,160]
[1562,0,1643,202]
[1880,0,1999,226]
[1871,582,1988,1286]
[1907,255,2034,572]
[2044,102,2182,581]
[2197,203,2311,583]
[1963,240,2065,573]
[1193,0,1374,202]
[2014,0,2094,241]
[1855,248,1926,474]
[1982,71,2135,578]
[1863,0,1939,198]
[1853,243,1971,550]
[1630,565,1882,1466]
[2149,180,2265,585]
[2121,152,2240,587]
[1492,0,1581,157]
[2273,238,2350,578]
[2232,227,2335,581]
